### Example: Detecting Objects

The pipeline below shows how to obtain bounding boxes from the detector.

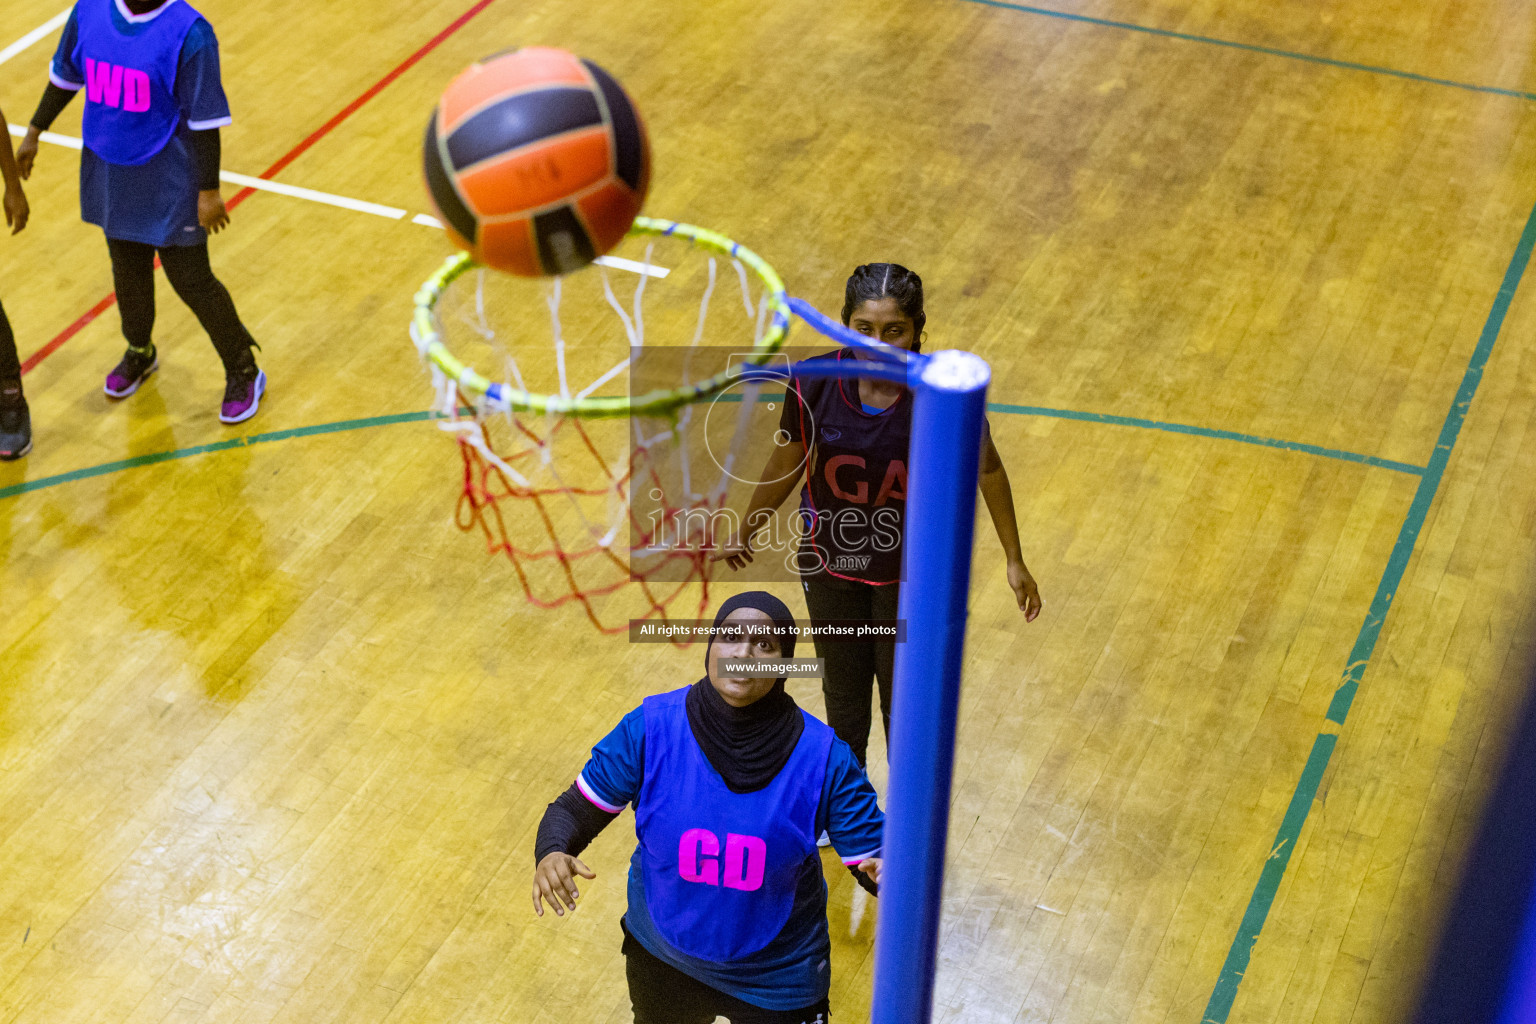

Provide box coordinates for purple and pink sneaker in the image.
[104,346,158,398]
[220,368,267,424]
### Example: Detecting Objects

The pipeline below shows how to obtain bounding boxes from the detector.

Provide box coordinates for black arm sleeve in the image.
[847,863,879,896]
[188,127,220,191]
[534,783,620,864]
[30,84,76,132]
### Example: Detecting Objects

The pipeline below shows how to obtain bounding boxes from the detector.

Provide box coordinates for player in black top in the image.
[717,263,1042,767]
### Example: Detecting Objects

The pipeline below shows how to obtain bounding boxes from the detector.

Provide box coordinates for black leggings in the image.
[802,572,900,768]
[0,298,17,380]
[622,923,830,1024]
[107,238,256,375]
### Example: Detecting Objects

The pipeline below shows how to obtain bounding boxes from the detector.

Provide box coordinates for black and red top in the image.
[779,349,912,584]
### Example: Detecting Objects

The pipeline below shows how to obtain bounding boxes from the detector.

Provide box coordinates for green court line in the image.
[722,393,1422,473]
[0,398,1422,505]
[962,0,1536,103]
[985,402,1425,475]
[1202,198,1536,1022]
[0,410,436,501]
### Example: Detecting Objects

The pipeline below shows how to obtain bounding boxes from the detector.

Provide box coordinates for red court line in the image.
[21,0,498,378]
[20,293,118,375]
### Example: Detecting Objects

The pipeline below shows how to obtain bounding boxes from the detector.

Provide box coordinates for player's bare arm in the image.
[978,419,1041,619]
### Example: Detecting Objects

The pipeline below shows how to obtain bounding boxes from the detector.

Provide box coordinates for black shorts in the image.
[622,921,831,1024]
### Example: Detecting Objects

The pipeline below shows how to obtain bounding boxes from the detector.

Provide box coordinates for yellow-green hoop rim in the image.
[410,216,792,419]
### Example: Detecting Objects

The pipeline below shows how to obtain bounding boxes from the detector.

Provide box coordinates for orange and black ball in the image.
[423,47,651,277]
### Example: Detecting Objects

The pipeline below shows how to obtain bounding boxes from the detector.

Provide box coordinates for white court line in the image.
[10,123,404,222]
[5,125,671,278]
[6,124,81,150]
[411,213,670,278]
[593,254,669,279]
[218,170,406,219]
[0,8,70,68]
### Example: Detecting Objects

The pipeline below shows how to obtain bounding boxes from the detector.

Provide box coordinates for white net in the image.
[415,227,794,634]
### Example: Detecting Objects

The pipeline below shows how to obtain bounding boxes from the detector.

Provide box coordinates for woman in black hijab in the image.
[532,592,885,1023]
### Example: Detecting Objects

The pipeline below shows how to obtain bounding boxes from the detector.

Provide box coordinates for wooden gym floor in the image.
[4,0,1536,1021]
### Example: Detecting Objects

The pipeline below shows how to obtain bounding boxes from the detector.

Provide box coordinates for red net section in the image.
[420,235,794,636]
[446,405,721,635]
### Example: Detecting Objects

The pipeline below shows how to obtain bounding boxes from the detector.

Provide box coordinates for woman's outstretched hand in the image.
[198,189,230,233]
[532,852,596,917]
[15,130,39,180]
[3,186,26,235]
[857,857,882,887]
[1008,561,1042,622]
[711,530,755,571]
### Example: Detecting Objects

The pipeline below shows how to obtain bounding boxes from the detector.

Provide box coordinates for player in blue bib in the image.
[0,99,33,460]
[716,264,1043,766]
[17,0,267,424]
[532,592,885,1023]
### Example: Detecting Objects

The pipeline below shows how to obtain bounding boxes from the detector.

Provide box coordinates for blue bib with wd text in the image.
[74,0,201,166]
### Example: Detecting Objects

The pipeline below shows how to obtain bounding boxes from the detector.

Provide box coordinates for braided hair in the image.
[840,263,926,351]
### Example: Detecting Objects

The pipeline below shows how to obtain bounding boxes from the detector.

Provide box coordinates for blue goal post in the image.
[786,298,991,1024]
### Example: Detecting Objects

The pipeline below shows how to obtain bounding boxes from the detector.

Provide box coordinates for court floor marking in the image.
[0,133,1425,484]
[0,398,1421,503]
[1201,197,1536,1023]
[3,125,411,218]
[12,0,505,377]
[0,6,69,68]
[987,402,1423,475]
[0,411,438,501]
[962,0,1536,102]
[4,124,671,279]
[7,125,415,220]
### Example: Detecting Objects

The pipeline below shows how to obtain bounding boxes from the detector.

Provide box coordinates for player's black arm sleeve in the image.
[188,127,220,191]
[29,84,76,132]
[847,863,879,896]
[534,783,620,863]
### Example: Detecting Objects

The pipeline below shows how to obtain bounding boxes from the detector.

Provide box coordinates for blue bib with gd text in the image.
[635,687,831,962]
